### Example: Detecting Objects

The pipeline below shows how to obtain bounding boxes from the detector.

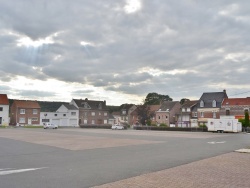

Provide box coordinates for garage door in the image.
[69,119,78,127]
[60,119,68,126]
[52,119,60,126]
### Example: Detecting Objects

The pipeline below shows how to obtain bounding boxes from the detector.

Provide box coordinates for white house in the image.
[40,104,79,127]
[0,94,9,126]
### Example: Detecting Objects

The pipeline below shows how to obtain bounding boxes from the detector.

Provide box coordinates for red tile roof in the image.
[13,100,41,108]
[0,94,9,105]
[222,98,250,106]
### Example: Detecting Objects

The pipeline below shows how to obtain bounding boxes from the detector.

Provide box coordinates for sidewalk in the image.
[93,151,250,188]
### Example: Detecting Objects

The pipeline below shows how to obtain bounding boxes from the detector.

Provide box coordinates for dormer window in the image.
[212,100,216,107]
[200,100,204,107]
[98,103,102,109]
[82,102,90,109]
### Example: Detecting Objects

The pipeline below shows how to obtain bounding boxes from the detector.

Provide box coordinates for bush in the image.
[159,123,167,127]
[79,125,112,129]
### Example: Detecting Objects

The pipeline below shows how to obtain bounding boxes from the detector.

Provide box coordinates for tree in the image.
[245,111,249,127]
[144,92,172,105]
[136,104,151,125]
[180,98,190,105]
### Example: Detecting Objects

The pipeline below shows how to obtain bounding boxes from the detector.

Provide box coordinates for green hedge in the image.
[133,126,207,132]
[80,125,112,129]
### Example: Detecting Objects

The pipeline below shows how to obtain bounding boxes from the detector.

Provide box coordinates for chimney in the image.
[223,89,226,93]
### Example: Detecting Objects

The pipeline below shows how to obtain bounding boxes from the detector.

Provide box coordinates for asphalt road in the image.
[0,128,249,188]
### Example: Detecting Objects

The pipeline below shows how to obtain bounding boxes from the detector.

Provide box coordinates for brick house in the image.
[155,101,181,126]
[10,100,41,126]
[0,94,9,126]
[176,100,198,127]
[220,97,250,119]
[70,98,109,125]
[197,90,228,125]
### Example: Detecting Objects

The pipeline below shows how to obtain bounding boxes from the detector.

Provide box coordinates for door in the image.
[28,118,32,125]
[0,117,2,125]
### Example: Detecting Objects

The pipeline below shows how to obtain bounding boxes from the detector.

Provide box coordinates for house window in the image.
[19,117,25,123]
[98,103,102,109]
[212,100,216,107]
[54,114,57,116]
[91,120,95,124]
[42,119,49,122]
[200,112,204,117]
[166,116,168,119]
[104,120,108,124]
[20,109,25,114]
[104,112,107,116]
[99,112,101,116]
[0,107,3,111]
[84,120,87,124]
[226,110,230,116]
[32,118,38,122]
[71,112,76,116]
[91,112,95,116]
[63,114,66,117]
[200,100,204,107]
[33,109,37,114]
[122,110,126,115]
[158,116,160,119]
[213,112,216,118]
[194,112,197,117]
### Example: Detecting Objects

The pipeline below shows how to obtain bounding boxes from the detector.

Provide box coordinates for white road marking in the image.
[0,167,47,176]
[207,141,226,144]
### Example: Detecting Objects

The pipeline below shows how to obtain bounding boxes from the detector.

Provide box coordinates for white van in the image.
[43,123,58,129]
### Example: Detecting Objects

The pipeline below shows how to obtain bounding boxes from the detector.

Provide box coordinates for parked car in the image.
[111,124,125,130]
[43,123,58,129]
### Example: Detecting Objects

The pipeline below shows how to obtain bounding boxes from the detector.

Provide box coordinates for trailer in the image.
[207,118,242,133]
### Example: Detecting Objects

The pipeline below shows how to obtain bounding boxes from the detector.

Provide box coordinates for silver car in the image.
[111,124,125,130]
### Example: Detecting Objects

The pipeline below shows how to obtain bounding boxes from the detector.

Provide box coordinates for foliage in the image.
[180,98,190,105]
[245,111,249,127]
[239,118,246,127]
[146,119,151,126]
[136,104,151,125]
[159,123,167,127]
[144,92,172,105]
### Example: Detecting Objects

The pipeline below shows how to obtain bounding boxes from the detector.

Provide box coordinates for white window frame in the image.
[71,112,76,116]
[20,109,25,114]
[200,112,204,117]
[19,117,25,123]
[104,119,108,124]
[212,100,216,107]
[33,109,37,114]
[194,112,197,117]
[91,120,95,124]
[104,112,107,116]
[213,112,216,118]
[91,112,95,116]
[200,100,204,107]
[32,118,38,122]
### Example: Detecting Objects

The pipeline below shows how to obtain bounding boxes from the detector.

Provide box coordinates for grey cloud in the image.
[1,0,250,102]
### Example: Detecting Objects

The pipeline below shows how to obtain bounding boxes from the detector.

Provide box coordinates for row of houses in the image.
[0,90,250,127]
[0,95,112,127]
[111,90,250,127]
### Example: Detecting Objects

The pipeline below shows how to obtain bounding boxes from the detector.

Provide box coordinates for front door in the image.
[28,118,32,125]
[0,117,2,125]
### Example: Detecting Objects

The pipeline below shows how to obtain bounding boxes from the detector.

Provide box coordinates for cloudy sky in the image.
[0,0,250,105]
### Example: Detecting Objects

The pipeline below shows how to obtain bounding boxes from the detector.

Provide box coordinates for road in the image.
[0,128,249,188]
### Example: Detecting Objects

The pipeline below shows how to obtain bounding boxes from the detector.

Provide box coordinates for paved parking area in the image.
[0,128,249,188]
[0,129,163,150]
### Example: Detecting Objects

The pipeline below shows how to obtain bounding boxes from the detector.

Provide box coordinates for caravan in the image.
[207,118,242,133]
